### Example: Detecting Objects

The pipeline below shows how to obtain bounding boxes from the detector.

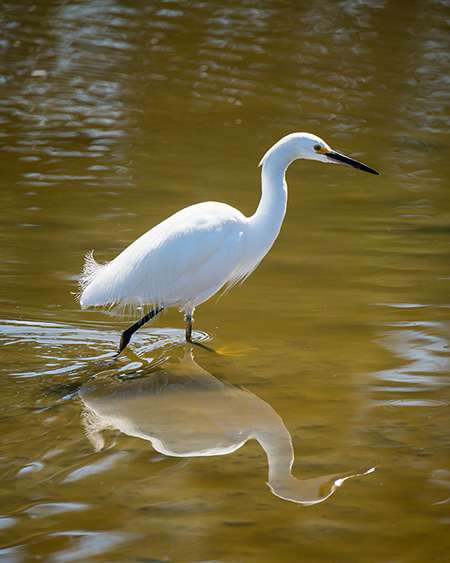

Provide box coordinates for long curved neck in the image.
[253,140,295,222]
[246,140,298,262]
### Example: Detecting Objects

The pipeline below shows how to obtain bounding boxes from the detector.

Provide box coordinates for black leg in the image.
[184,310,216,353]
[117,305,164,354]
[185,310,193,342]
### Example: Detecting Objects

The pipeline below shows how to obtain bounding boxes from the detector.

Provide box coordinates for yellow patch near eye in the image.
[314,145,330,154]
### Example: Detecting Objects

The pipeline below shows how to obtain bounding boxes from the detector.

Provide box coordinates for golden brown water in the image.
[1,1,449,562]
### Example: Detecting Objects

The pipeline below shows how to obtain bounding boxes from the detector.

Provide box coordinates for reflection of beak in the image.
[327,151,379,175]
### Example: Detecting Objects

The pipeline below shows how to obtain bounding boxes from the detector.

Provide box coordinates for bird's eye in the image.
[314,144,329,154]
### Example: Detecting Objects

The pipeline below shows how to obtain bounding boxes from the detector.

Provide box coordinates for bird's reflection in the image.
[79,349,374,505]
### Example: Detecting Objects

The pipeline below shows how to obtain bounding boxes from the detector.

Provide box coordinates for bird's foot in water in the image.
[215,345,258,356]
[117,330,132,356]
[191,340,256,356]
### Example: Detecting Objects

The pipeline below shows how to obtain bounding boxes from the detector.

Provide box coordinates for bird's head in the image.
[259,132,379,175]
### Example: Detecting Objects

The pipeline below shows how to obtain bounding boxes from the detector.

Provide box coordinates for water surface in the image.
[1,1,449,562]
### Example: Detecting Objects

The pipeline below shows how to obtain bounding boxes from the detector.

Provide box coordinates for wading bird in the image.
[79,132,378,353]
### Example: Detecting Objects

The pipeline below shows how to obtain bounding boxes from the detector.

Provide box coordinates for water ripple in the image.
[371,321,450,390]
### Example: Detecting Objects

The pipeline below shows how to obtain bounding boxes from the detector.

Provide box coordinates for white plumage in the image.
[80,202,250,311]
[79,132,378,352]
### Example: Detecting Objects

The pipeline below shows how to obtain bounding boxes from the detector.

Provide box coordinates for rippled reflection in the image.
[372,320,450,389]
[80,348,374,505]
[1,0,139,194]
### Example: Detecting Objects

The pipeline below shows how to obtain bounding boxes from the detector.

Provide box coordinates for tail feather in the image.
[78,251,106,309]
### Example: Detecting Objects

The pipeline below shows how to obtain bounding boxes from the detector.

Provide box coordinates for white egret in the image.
[79,132,378,353]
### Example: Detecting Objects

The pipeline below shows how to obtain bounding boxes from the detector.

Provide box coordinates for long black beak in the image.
[327,151,379,175]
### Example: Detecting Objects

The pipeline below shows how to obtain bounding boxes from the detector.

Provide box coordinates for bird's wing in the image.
[79,202,248,310]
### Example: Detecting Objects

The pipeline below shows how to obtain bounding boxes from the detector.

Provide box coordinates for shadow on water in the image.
[79,346,375,505]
